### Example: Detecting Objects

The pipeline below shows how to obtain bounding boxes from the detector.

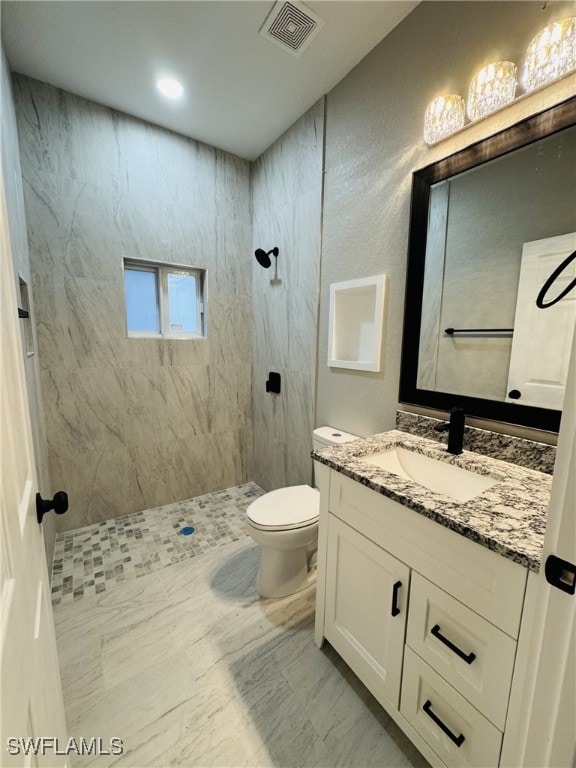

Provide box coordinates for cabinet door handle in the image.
[391,580,402,617]
[431,624,476,664]
[422,700,465,747]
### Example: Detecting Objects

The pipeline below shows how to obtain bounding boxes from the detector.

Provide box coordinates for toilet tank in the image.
[312,426,359,489]
[312,426,359,451]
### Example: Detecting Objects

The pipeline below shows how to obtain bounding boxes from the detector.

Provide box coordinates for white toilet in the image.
[246,426,358,598]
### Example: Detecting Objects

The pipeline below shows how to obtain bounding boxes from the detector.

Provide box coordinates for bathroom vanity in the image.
[313,430,552,768]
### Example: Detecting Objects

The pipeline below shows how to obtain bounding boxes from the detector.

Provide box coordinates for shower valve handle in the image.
[266,372,281,394]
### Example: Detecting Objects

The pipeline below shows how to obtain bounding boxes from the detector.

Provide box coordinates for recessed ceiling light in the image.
[156,77,184,99]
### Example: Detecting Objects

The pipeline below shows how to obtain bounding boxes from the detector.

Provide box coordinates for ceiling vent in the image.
[259,1,325,58]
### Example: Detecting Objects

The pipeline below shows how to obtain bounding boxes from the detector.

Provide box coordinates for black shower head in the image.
[255,247,279,269]
[255,249,271,268]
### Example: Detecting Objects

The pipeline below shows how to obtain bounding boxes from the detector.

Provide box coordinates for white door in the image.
[506,232,576,409]
[521,323,576,768]
[501,323,576,768]
[1,181,67,764]
[324,514,409,713]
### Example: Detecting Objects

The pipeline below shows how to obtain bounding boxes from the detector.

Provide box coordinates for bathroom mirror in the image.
[399,97,576,432]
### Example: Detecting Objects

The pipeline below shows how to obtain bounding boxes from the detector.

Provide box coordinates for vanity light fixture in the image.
[422,20,574,146]
[156,77,184,99]
[423,95,466,145]
[467,61,517,121]
[522,16,576,92]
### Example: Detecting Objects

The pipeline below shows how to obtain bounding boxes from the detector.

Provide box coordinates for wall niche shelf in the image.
[328,274,387,372]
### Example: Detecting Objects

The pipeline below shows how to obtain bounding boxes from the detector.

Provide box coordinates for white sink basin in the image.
[361,446,499,502]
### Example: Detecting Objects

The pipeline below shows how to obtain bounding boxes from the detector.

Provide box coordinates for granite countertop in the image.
[312,429,552,573]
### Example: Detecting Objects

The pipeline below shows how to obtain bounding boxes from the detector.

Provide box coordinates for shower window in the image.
[123,259,206,338]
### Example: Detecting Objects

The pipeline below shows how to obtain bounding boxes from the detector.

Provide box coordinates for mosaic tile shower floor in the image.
[50,483,264,606]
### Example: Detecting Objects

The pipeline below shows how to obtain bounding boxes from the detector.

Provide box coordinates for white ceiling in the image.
[1,1,418,160]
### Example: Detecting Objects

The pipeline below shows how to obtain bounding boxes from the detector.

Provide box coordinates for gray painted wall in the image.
[14,75,253,532]
[316,0,575,438]
[1,50,54,562]
[251,100,324,491]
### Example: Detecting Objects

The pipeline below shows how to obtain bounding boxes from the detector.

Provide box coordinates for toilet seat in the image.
[246,485,319,531]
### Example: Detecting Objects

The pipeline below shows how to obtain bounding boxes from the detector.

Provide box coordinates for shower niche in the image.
[327,274,387,372]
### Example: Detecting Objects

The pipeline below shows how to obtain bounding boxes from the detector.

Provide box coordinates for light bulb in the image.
[156,77,184,99]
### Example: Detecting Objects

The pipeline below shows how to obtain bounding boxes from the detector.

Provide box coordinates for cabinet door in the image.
[324,514,410,712]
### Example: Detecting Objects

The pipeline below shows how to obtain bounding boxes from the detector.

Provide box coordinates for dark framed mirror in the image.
[399,96,576,432]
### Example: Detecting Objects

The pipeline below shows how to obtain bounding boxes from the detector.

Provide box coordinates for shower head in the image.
[255,247,279,269]
[255,249,271,268]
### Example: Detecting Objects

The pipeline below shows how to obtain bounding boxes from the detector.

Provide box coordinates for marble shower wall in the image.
[250,100,324,490]
[14,74,253,532]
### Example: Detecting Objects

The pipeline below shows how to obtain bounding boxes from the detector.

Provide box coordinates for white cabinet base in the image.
[315,468,530,768]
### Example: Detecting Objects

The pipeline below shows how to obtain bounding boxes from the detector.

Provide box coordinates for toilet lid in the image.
[246,485,320,530]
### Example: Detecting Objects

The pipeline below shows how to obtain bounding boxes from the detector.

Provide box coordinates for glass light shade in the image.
[522,17,576,92]
[423,94,466,145]
[467,61,517,121]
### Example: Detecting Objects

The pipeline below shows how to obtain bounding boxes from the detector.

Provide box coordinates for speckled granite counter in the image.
[313,430,552,573]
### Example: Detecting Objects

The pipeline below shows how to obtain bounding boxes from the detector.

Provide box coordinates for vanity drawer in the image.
[406,572,517,729]
[401,647,503,768]
[329,471,527,637]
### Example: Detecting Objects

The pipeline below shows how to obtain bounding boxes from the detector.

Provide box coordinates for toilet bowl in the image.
[246,426,358,598]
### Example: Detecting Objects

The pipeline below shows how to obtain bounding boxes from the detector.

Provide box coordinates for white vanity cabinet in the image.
[315,467,534,768]
[324,515,410,712]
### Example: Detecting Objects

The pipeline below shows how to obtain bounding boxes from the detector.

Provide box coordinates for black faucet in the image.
[434,407,465,455]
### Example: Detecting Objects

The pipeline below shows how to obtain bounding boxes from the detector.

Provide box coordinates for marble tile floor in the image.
[54,535,430,768]
[51,483,264,606]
